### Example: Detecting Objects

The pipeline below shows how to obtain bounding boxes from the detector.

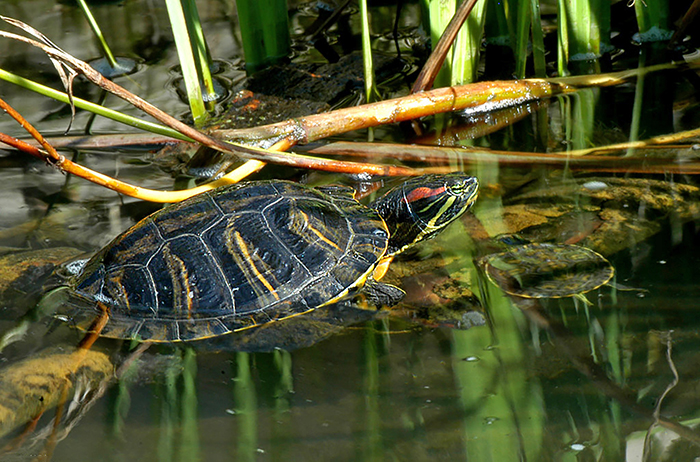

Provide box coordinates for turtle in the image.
[53,173,479,342]
[478,243,614,299]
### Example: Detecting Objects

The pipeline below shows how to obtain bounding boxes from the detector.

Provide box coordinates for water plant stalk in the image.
[529,0,546,77]
[76,0,118,69]
[359,0,377,104]
[181,348,201,461]
[181,0,217,105]
[164,0,207,125]
[0,68,188,140]
[235,0,290,74]
[558,0,610,75]
[419,0,485,88]
[157,358,179,461]
[513,0,530,78]
[634,0,670,35]
[233,352,258,462]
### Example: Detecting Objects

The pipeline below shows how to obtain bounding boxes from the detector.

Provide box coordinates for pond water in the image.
[1,1,700,461]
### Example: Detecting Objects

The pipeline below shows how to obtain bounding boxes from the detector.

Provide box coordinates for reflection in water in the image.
[2,238,700,460]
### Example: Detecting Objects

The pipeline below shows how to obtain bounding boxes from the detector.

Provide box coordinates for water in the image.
[1,1,700,461]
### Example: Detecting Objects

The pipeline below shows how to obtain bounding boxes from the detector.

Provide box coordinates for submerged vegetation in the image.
[0,0,699,460]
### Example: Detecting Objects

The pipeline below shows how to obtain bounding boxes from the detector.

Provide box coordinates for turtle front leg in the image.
[363,278,406,306]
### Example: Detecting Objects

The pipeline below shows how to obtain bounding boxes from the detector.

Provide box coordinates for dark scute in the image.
[74,262,106,294]
[314,184,356,199]
[203,209,312,313]
[101,220,163,268]
[131,320,159,341]
[302,275,345,308]
[155,195,223,239]
[177,317,213,340]
[348,233,387,263]
[266,198,353,276]
[203,212,267,310]
[146,236,234,317]
[102,266,157,312]
[211,182,285,214]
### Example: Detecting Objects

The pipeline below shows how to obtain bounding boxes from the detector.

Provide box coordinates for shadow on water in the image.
[1,1,700,461]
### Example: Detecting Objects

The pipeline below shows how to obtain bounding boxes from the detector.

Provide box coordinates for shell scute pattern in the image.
[211,181,284,212]
[155,195,224,239]
[104,266,156,311]
[71,181,389,341]
[263,197,348,273]
[147,236,234,314]
[97,220,163,270]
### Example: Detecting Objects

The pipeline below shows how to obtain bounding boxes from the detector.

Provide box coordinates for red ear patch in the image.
[404,186,446,203]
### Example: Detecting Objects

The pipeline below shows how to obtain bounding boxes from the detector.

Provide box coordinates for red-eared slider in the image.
[479,243,614,298]
[57,173,479,342]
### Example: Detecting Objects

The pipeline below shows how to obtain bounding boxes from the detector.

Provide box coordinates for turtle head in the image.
[371,173,479,256]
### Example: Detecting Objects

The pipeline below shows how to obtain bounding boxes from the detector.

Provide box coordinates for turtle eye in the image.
[446,177,477,197]
[446,181,465,196]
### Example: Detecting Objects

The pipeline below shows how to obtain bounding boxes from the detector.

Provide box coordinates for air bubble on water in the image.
[582,181,608,191]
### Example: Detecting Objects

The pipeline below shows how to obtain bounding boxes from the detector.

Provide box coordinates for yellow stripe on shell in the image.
[298,209,344,252]
[162,245,194,317]
[230,231,281,301]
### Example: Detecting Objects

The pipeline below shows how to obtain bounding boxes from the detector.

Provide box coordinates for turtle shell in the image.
[66,181,389,341]
[479,243,614,298]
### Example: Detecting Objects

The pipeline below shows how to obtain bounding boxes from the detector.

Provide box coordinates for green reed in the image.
[165,0,209,125]
[76,0,117,69]
[233,352,258,462]
[235,0,290,74]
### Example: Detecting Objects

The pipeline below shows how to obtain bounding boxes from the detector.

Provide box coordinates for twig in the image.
[411,0,481,92]
[0,95,264,202]
[0,19,420,178]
